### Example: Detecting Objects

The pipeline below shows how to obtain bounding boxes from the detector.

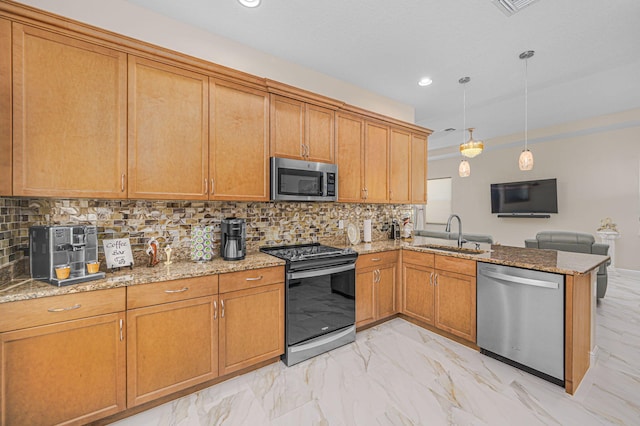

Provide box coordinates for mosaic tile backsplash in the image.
[0,197,412,276]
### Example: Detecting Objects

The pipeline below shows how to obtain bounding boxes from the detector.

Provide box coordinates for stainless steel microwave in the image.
[271,157,337,202]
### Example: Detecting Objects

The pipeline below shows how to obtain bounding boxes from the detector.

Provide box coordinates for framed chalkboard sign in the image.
[103,238,134,271]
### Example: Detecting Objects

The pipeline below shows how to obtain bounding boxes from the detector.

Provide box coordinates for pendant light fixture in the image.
[519,50,534,171]
[459,77,484,159]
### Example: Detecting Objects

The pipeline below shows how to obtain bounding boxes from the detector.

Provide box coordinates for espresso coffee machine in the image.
[30,225,106,286]
[221,218,246,261]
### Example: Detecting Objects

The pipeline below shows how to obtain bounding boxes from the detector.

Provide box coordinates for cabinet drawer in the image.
[402,250,435,267]
[127,275,218,309]
[219,266,284,293]
[435,255,476,276]
[0,287,125,332]
[357,250,399,269]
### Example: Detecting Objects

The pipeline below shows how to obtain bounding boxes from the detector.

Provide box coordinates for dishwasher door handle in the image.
[480,269,559,289]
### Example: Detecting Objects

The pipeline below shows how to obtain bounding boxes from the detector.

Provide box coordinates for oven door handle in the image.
[287,263,355,280]
[290,325,356,353]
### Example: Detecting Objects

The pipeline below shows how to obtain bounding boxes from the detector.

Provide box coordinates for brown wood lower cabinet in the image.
[219,282,284,375]
[0,289,126,426]
[402,251,477,343]
[126,295,219,407]
[356,251,399,328]
[126,270,284,406]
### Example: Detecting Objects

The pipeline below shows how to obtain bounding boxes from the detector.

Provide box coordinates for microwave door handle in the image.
[288,263,355,280]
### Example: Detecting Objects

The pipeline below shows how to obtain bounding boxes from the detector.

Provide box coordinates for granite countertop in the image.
[0,253,285,304]
[1,238,609,305]
[340,236,610,276]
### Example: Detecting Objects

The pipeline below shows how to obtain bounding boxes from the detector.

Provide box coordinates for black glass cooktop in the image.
[260,243,356,262]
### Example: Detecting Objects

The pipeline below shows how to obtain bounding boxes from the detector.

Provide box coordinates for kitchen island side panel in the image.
[565,272,592,394]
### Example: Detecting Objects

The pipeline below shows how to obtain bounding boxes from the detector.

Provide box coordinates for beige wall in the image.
[427,108,640,271]
[16,0,414,122]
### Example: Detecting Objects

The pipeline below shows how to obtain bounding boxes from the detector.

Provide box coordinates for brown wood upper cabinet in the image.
[270,94,335,163]
[0,18,10,196]
[12,24,127,198]
[411,133,428,204]
[128,56,209,200]
[336,113,390,203]
[389,128,411,203]
[209,79,269,201]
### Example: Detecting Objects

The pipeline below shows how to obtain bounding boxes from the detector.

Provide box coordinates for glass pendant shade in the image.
[459,159,471,177]
[460,128,484,158]
[519,149,534,171]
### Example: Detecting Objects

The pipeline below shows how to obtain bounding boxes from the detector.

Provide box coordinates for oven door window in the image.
[287,268,355,346]
[278,168,324,197]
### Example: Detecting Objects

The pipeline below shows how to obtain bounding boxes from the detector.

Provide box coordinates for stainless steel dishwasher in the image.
[477,263,565,386]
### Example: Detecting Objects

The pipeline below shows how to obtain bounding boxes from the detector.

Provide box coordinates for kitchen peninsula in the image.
[1,239,609,426]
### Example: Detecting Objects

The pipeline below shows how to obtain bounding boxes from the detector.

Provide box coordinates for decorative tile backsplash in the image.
[0,197,412,275]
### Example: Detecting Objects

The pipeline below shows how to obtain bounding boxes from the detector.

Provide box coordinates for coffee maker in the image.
[221,218,246,261]
[30,225,106,286]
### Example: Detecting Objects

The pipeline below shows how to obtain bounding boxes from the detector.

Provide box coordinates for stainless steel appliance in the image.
[221,218,246,261]
[30,225,105,286]
[271,157,337,202]
[477,263,565,386]
[260,243,358,366]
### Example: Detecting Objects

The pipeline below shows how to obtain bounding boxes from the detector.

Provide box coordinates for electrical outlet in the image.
[338,220,344,229]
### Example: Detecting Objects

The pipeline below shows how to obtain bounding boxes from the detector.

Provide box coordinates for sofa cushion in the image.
[535,231,595,254]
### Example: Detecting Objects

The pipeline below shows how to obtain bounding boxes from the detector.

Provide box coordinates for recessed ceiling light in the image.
[418,77,433,87]
[238,0,261,8]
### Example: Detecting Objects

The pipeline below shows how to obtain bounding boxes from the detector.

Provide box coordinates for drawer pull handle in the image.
[213,300,218,320]
[371,258,381,262]
[48,303,81,313]
[164,287,189,294]
[221,299,225,318]
[245,276,263,281]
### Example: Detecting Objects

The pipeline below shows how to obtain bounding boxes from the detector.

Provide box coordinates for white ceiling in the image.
[126,0,640,151]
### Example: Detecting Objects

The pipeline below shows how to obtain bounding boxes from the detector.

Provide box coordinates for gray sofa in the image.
[524,231,610,298]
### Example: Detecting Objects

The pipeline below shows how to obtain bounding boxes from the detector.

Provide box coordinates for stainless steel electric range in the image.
[260,243,358,366]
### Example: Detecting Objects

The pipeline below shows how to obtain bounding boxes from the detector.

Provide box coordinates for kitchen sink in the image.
[414,244,485,255]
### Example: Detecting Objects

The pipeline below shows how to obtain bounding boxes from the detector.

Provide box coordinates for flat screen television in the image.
[491,178,558,215]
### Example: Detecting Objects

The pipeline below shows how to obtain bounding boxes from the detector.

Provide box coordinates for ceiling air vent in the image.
[492,0,540,16]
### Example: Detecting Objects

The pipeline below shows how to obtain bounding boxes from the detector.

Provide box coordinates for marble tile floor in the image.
[112,272,640,426]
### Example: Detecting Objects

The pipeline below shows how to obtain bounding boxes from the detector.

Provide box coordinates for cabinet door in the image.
[364,121,389,203]
[210,80,269,201]
[402,262,435,325]
[0,313,126,426]
[0,19,10,196]
[306,104,335,163]
[336,113,365,202]
[377,264,398,320]
[12,24,127,198]
[411,133,427,204]
[270,95,304,160]
[434,270,476,342]
[128,56,209,200]
[219,283,284,375]
[127,296,218,407]
[356,269,375,327]
[389,128,411,203]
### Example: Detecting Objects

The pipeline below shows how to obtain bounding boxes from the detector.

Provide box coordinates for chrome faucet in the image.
[445,214,465,248]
